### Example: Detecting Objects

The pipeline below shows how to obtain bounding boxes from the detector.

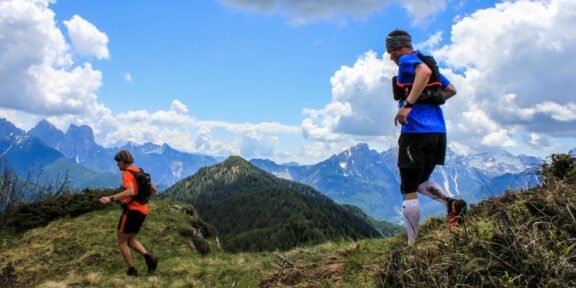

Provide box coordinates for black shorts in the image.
[399,166,435,194]
[398,133,446,168]
[118,210,147,234]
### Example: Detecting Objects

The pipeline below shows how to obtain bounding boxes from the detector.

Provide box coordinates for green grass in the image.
[4,180,574,287]
[0,200,405,287]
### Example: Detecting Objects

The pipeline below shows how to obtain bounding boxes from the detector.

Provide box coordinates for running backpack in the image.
[392,52,446,106]
[129,169,153,204]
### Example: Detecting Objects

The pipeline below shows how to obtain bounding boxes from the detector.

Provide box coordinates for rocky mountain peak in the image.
[66,124,95,145]
[28,120,65,147]
[0,118,24,138]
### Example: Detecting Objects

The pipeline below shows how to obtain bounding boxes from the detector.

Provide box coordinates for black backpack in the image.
[392,52,445,105]
[129,168,153,204]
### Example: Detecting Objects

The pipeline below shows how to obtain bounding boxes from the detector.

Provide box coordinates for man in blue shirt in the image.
[386,29,467,244]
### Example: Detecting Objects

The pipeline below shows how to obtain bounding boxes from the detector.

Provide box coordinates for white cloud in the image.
[481,129,517,148]
[219,0,446,24]
[194,127,238,156]
[417,31,443,51]
[63,15,110,59]
[434,0,576,137]
[238,128,273,158]
[199,121,300,135]
[122,73,133,82]
[302,51,398,141]
[0,0,105,116]
[25,96,301,160]
[170,100,189,114]
[400,0,447,24]
[525,132,552,149]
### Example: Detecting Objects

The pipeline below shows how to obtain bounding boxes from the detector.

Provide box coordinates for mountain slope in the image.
[161,156,398,252]
[251,143,543,223]
[2,159,573,287]
[252,144,401,221]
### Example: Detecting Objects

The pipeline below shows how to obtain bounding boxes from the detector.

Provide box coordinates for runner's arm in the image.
[405,63,432,104]
[99,184,135,204]
[151,181,158,198]
[112,184,136,200]
[395,63,432,126]
[441,83,457,100]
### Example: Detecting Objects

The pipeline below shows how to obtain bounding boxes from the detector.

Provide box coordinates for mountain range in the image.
[0,119,119,191]
[0,118,560,223]
[250,143,543,222]
[26,119,220,190]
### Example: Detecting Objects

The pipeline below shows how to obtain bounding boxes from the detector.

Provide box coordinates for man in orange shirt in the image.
[99,150,158,277]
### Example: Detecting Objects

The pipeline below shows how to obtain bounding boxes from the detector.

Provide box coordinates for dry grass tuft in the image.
[378,179,576,288]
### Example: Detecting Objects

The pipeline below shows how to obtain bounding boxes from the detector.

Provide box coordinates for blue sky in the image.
[50,0,430,124]
[1,0,575,163]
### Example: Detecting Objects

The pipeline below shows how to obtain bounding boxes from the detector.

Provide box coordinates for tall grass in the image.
[379,153,576,288]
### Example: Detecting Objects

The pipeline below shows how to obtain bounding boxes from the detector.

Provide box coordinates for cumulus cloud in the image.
[434,0,576,137]
[525,132,552,149]
[0,0,105,116]
[238,127,281,159]
[303,0,576,155]
[481,129,517,148]
[170,100,189,114]
[63,15,110,59]
[194,127,238,156]
[29,97,300,160]
[219,0,447,24]
[302,51,398,141]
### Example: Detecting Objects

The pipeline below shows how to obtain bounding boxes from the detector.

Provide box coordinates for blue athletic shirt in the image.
[397,51,449,133]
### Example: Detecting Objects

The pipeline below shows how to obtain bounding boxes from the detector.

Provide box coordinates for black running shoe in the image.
[126,267,138,277]
[144,254,158,273]
[447,198,467,228]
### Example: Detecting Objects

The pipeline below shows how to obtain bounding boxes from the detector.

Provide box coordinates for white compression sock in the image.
[403,199,420,244]
[418,181,454,206]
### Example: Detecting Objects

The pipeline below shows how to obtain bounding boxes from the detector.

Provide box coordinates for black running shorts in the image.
[398,132,446,168]
[118,210,147,234]
[399,166,435,194]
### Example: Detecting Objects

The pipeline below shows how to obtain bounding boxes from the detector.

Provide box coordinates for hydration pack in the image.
[129,168,153,204]
[392,52,445,106]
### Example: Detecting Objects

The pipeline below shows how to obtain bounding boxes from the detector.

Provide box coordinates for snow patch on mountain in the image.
[272,170,293,180]
[141,143,165,155]
[170,160,184,178]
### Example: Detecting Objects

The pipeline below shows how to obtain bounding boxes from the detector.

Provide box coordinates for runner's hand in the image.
[99,196,112,204]
[395,107,411,126]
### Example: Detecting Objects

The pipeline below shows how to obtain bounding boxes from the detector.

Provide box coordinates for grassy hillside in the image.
[2,154,573,287]
[1,179,575,287]
[377,154,576,287]
[0,198,404,287]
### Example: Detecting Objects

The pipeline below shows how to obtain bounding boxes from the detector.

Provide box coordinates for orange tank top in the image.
[121,165,148,215]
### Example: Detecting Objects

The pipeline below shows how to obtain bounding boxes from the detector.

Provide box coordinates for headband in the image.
[386,35,412,53]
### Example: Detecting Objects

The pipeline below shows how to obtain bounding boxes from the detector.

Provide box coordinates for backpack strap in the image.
[125,168,144,206]
[393,52,445,105]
